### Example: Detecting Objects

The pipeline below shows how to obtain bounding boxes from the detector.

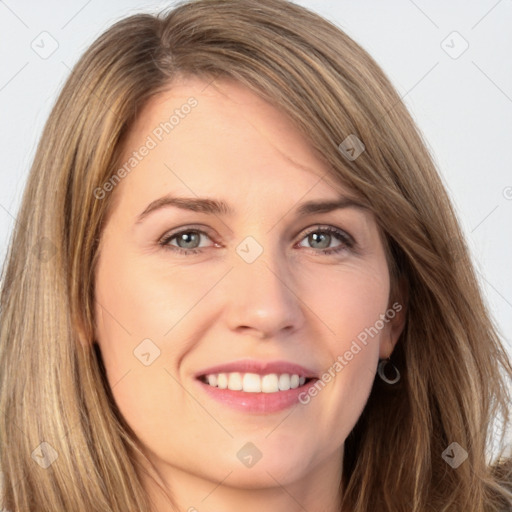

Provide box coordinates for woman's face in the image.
[94,76,405,501]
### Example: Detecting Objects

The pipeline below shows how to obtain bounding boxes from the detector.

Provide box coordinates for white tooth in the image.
[206,372,306,392]
[278,374,291,391]
[217,373,228,389]
[228,372,243,391]
[261,373,279,393]
[242,373,261,393]
[290,374,300,389]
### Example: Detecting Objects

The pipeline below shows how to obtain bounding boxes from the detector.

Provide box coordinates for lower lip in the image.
[196,378,318,413]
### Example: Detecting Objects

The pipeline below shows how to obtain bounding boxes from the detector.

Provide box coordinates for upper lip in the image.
[195,359,319,379]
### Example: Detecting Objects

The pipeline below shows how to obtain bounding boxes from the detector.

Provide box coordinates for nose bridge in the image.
[224,237,303,337]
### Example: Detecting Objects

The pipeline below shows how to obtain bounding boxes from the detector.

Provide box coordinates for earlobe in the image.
[391,300,407,345]
[379,278,408,359]
[75,319,96,349]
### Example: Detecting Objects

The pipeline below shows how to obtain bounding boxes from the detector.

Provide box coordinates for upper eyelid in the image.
[159,225,215,243]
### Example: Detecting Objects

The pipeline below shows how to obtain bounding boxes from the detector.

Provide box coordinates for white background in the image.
[0,1,511,359]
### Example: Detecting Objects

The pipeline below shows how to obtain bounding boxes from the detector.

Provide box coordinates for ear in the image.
[91,294,105,348]
[379,277,407,359]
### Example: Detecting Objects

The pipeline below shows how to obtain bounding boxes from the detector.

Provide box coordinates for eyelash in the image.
[158,225,355,257]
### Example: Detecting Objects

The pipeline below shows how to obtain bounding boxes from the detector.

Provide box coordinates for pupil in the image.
[178,232,199,249]
[310,232,330,249]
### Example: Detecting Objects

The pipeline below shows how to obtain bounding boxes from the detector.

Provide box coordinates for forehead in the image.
[109,76,359,218]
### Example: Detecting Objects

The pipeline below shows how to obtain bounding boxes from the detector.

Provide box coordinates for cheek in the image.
[93,245,219,445]
[94,242,209,361]
[296,260,389,431]
[300,257,390,345]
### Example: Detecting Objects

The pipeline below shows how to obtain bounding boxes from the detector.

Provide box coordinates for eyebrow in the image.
[135,194,368,224]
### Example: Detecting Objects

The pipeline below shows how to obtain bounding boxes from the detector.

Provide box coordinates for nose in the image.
[223,252,305,339]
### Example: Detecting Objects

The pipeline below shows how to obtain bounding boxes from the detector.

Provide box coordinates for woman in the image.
[0,0,511,510]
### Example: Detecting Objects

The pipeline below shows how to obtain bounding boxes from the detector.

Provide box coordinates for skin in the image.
[93,76,406,512]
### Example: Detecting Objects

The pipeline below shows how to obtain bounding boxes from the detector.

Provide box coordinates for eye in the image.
[158,225,355,257]
[159,228,215,255]
[297,226,355,255]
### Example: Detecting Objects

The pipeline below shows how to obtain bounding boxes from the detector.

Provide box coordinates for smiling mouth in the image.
[198,372,316,393]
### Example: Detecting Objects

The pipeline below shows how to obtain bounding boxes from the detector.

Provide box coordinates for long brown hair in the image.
[1,0,511,510]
